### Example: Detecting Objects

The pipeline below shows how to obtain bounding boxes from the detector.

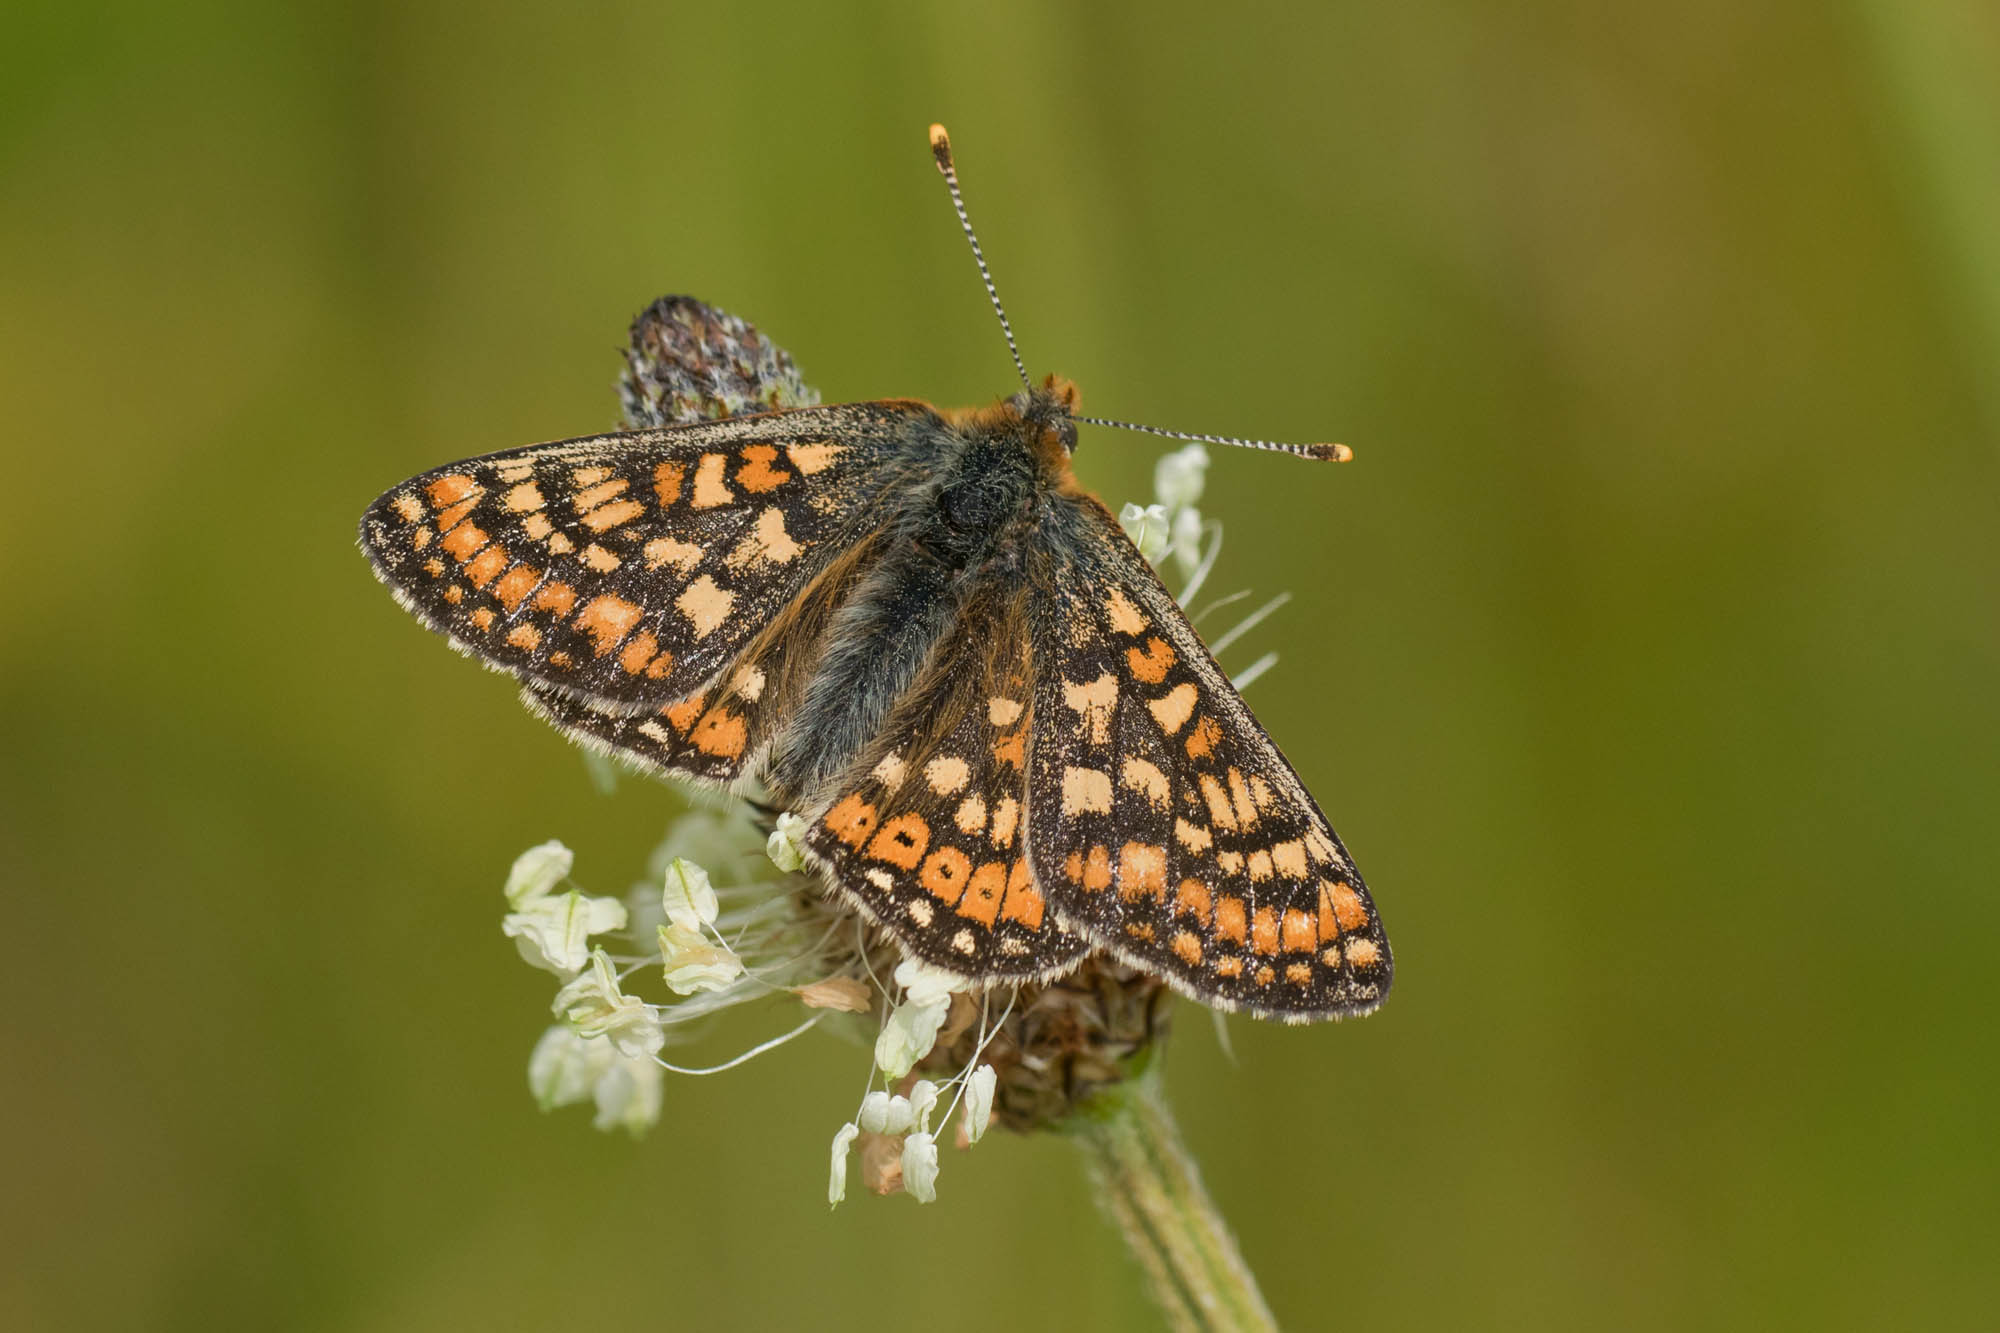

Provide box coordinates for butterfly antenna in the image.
[929,124,1031,392]
[1073,415,1354,462]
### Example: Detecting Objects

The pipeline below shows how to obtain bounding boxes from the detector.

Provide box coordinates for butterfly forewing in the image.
[358,405,919,711]
[1026,496,1392,1021]
[803,584,1092,981]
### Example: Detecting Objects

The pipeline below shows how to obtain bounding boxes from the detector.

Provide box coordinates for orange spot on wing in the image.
[1215,896,1247,945]
[1083,845,1113,892]
[1254,964,1276,987]
[426,475,477,506]
[492,565,541,611]
[1172,931,1203,965]
[1323,880,1369,934]
[506,624,541,651]
[574,595,643,656]
[663,694,706,733]
[1281,908,1315,952]
[691,708,747,760]
[1216,957,1244,979]
[1127,636,1176,684]
[469,607,494,630]
[1174,879,1212,926]
[920,847,971,904]
[959,862,1005,925]
[440,523,489,562]
[999,860,1043,929]
[1117,842,1168,902]
[992,729,1025,769]
[824,794,878,850]
[734,444,792,492]
[1185,715,1223,760]
[1345,938,1382,968]
[531,581,575,616]
[653,461,685,507]
[464,546,509,588]
[434,497,477,531]
[866,813,930,870]
[1285,962,1313,985]
[1250,906,1281,956]
[619,630,661,675]
[1063,850,1083,884]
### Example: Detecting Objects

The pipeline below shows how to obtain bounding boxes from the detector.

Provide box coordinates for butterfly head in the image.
[1005,374,1081,458]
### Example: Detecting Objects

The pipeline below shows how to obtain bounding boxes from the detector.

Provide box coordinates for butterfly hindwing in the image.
[518,534,884,790]
[359,404,921,711]
[1026,496,1392,1021]
[802,583,1092,982]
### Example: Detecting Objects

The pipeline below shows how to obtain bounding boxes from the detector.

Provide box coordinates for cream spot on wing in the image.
[786,441,845,475]
[729,665,766,702]
[522,513,553,541]
[1148,683,1197,734]
[572,478,628,512]
[724,506,803,571]
[1105,586,1148,635]
[952,929,976,954]
[872,752,906,792]
[638,720,673,744]
[571,466,608,486]
[1271,840,1309,878]
[642,536,703,572]
[908,899,934,926]
[1063,673,1118,745]
[864,868,895,891]
[989,796,1019,846]
[1199,773,1240,832]
[675,574,734,638]
[1173,818,1212,854]
[924,755,970,795]
[954,795,987,835]
[391,494,424,522]
[987,697,1023,727]
[581,543,620,572]
[1120,757,1170,810]
[546,532,575,555]
[690,453,733,508]
[580,499,644,532]
[497,463,533,483]
[503,482,545,513]
[1062,766,1113,815]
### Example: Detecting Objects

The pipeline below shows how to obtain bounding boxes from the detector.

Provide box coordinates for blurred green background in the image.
[4,1,1997,1329]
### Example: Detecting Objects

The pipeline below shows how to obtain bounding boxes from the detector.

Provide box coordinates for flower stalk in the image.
[1069,1071,1278,1333]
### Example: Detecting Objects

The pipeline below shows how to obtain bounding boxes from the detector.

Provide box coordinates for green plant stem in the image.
[1070,1072,1278,1332]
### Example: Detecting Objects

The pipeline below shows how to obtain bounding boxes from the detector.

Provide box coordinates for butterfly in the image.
[358,126,1391,1022]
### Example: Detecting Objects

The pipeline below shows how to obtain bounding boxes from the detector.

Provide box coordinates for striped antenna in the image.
[929,124,1031,392]
[1075,415,1353,462]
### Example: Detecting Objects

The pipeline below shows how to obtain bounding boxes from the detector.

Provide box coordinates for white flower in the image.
[1119,501,1173,564]
[859,1090,915,1135]
[765,812,809,873]
[591,1054,663,1136]
[875,992,951,1080]
[660,857,718,931]
[828,1123,860,1206]
[901,1131,940,1203]
[962,1064,997,1144]
[552,949,665,1059]
[503,891,627,975]
[892,959,961,1008]
[657,923,745,995]
[503,840,574,908]
[526,1026,616,1110]
[1154,443,1210,511]
[1170,505,1206,579]
[908,1079,941,1134]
